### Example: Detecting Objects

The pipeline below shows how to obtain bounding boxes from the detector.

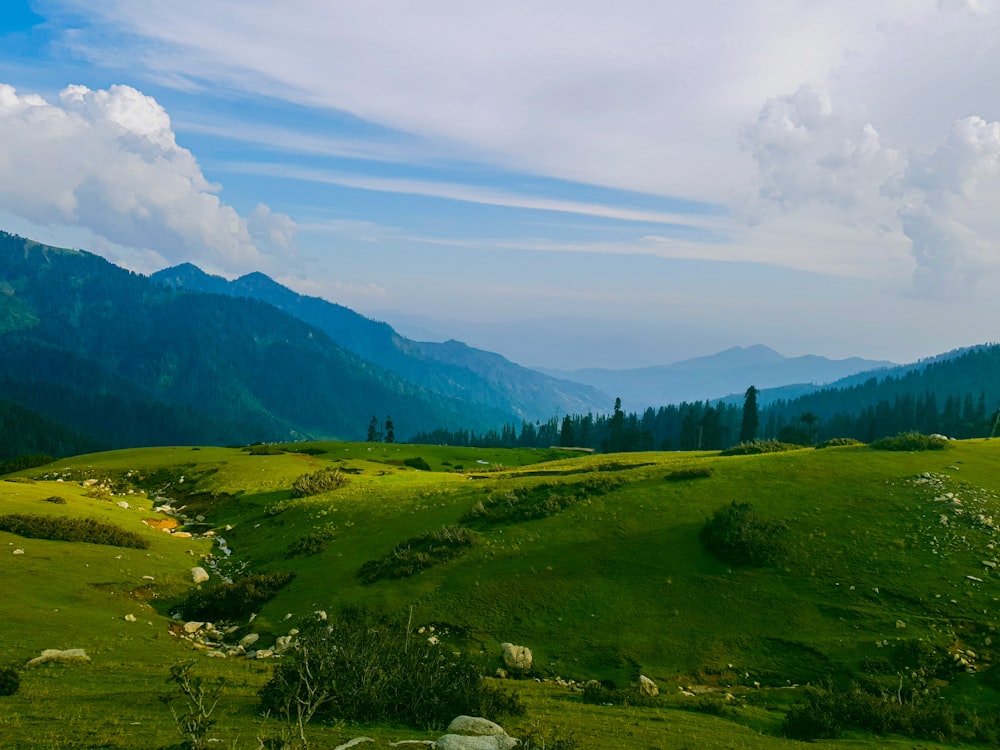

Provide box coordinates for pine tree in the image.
[367,416,379,443]
[740,386,759,443]
[384,415,394,444]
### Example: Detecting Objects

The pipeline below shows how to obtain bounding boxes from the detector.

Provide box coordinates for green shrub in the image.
[291,467,349,498]
[580,681,659,708]
[700,501,787,567]
[0,666,20,696]
[462,476,622,527]
[43,495,67,504]
[259,608,524,730]
[244,444,285,455]
[720,439,800,456]
[287,527,336,557]
[358,526,478,584]
[403,456,432,471]
[782,681,997,743]
[176,572,295,622]
[0,514,149,549]
[816,437,865,449]
[871,431,950,451]
[664,466,713,481]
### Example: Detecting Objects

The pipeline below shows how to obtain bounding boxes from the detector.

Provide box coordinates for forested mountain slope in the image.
[153,264,610,420]
[0,231,511,456]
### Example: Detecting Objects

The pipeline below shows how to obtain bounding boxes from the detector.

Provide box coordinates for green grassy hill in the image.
[1,440,998,748]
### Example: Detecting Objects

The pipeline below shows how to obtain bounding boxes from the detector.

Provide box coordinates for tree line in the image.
[412,345,1000,452]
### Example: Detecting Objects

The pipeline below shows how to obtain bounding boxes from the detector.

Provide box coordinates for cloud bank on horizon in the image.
[1,0,999,366]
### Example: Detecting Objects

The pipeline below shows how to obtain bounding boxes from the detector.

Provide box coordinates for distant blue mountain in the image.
[542,345,896,409]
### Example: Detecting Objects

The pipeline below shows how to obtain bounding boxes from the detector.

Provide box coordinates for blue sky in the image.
[1,1,999,370]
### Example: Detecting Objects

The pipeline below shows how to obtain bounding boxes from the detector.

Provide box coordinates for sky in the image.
[1,1,999,370]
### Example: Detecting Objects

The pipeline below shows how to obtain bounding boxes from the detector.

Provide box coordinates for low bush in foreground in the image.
[259,607,524,730]
[720,439,800,456]
[871,431,950,451]
[291,467,349,498]
[176,571,295,622]
[357,526,478,584]
[700,501,787,567]
[782,681,999,743]
[0,513,149,549]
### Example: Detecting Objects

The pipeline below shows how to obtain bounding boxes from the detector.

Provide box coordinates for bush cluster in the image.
[0,666,20,696]
[0,513,149,549]
[243,444,285,455]
[700,501,787,567]
[664,466,713,481]
[287,527,336,557]
[176,571,295,622]
[291,467,349,498]
[259,608,524,729]
[871,431,950,451]
[782,681,998,743]
[357,526,478,584]
[720,439,800,456]
[43,495,67,504]
[581,681,660,709]
[403,456,432,471]
[462,475,622,526]
[816,437,865,449]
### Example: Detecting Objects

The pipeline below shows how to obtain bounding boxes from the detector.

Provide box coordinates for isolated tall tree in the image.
[367,416,379,443]
[799,411,819,444]
[384,415,395,444]
[740,386,759,443]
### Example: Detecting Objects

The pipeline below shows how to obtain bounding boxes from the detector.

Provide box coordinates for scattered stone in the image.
[500,642,532,673]
[12,548,24,555]
[184,621,205,634]
[116,501,130,509]
[26,648,90,667]
[895,620,906,629]
[967,575,984,583]
[190,566,209,584]
[255,649,275,659]
[124,614,137,622]
[172,531,193,539]
[239,633,260,649]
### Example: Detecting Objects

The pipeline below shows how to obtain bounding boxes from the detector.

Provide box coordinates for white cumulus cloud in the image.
[745,85,1000,297]
[0,83,295,274]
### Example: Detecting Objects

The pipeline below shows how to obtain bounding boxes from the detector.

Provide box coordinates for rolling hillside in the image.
[2,439,998,748]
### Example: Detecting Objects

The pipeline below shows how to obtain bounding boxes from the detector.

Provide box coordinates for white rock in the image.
[124,614,137,622]
[13,549,24,555]
[239,633,260,648]
[190,566,209,584]
[184,621,205,634]
[446,717,505,736]
[116,501,130,509]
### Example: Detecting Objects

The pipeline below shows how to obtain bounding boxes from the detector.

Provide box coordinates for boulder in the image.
[434,735,517,750]
[26,648,90,667]
[183,621,205,634]
[446,716,505,736]
[637,674,659,697]
[190,566,209,584]
[500,642,532,673]
[239,633,260,649]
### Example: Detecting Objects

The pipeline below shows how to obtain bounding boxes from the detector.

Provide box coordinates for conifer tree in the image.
[367,416,379,443]
[384,415,395,444]
[740,386,759,443]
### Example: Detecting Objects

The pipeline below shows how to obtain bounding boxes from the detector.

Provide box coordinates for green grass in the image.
[2,439,999,747]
